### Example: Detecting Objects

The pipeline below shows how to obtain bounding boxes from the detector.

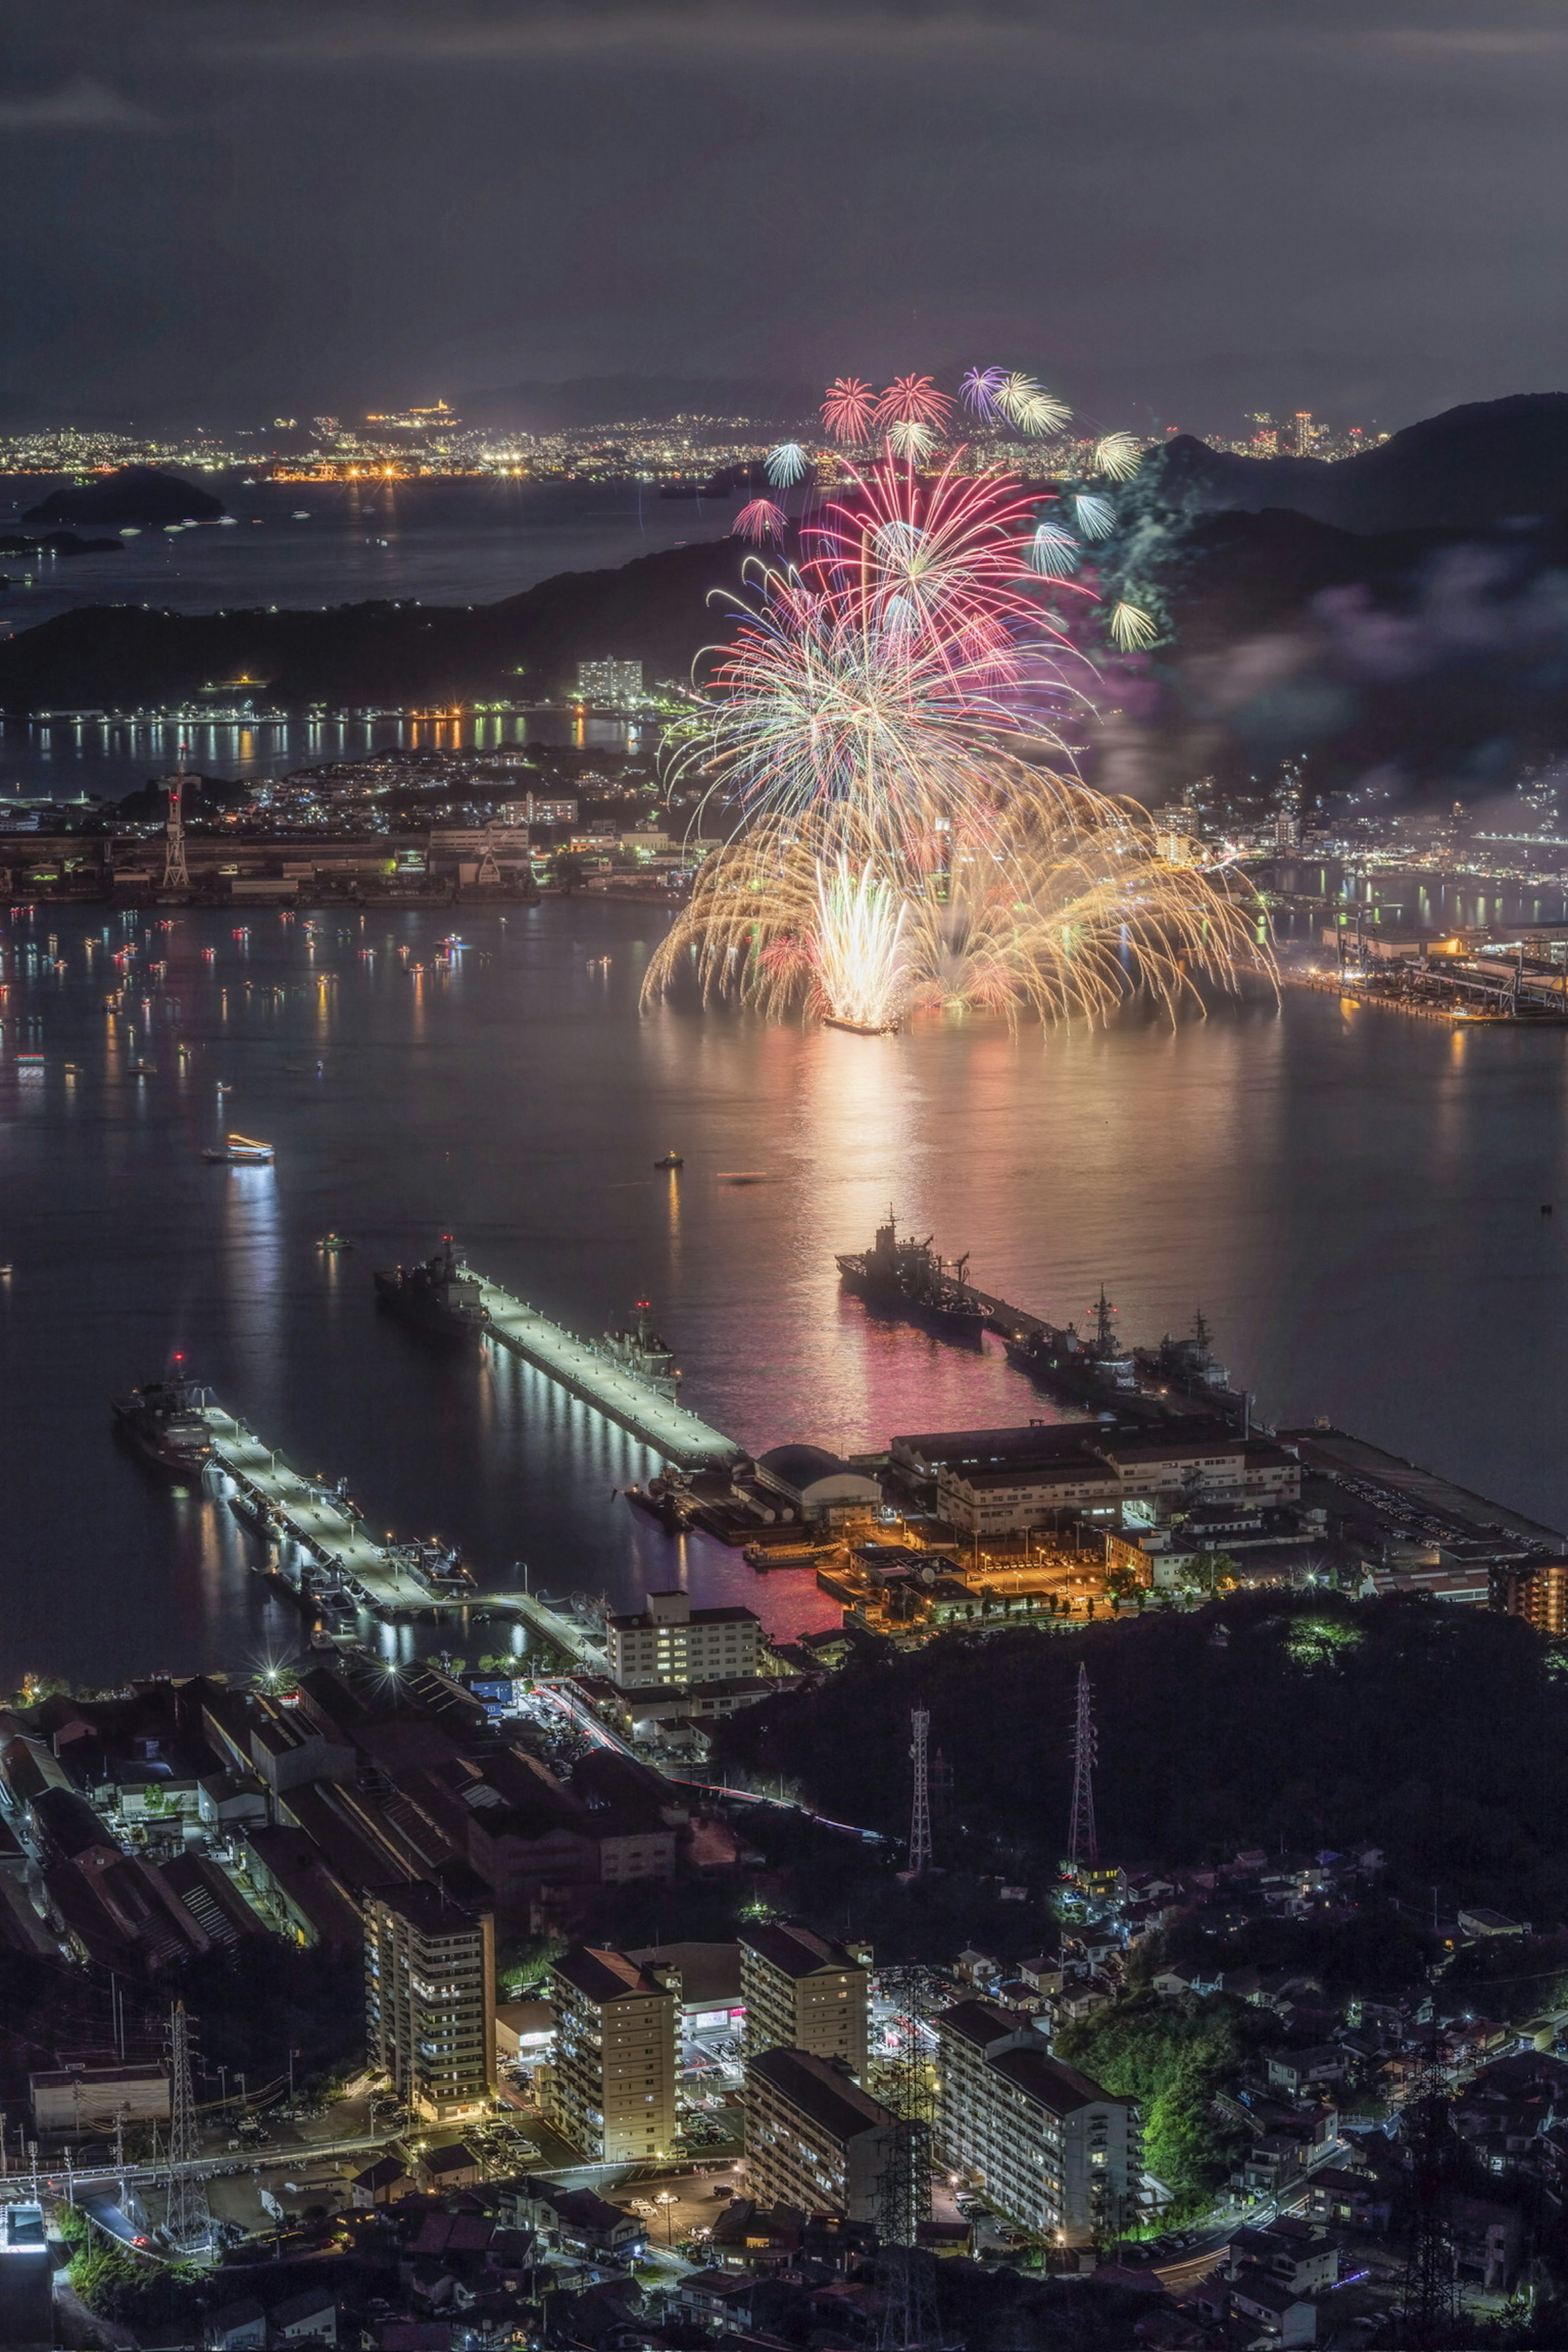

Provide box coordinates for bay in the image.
[3,898,1568,1690]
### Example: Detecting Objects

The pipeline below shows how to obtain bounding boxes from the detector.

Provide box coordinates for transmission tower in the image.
[162,2001,209,2252]
[161,757,189,894]
[874,1966,938,2352]
[907,1705,932,1878]
[1397,2034,1459,2348]
[1068,1663,1098,1873]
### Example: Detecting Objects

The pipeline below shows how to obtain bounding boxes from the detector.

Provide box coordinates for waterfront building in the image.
[604,1589,762,1690]
[739,1920,869,2076]
[548,1944,679,2161]
[742,2046,903,2223]
[576,657,645,708]
[933,1999,1140,2246]
[891,1422,1300,1537]
[364,1884,495,2124]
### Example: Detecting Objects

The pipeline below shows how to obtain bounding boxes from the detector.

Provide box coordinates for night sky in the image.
[7,0,1568,432]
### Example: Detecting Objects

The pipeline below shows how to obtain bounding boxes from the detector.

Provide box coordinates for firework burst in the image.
[736,497,787,544]
[874,373,953,430]
[766,441,811,488]
[820,376,878,444]
[644,395,1268,1032]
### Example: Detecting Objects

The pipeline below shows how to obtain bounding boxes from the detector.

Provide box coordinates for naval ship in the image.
[835,1211,988,1337]
[112,1372,214,1475]
[374,1238,489,1343]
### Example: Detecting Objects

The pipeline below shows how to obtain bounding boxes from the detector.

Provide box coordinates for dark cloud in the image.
[3,0,1568,426]
[0,75,159,129]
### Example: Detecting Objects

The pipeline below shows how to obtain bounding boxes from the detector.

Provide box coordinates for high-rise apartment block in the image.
[548,1945,678,2161]
[743,2046,902,2223]
[364,1885,495,2124]
[575,658,644,709]
[604,1590,762,1691]
[933,2000,1140,2246]
[739,1920,869,2078]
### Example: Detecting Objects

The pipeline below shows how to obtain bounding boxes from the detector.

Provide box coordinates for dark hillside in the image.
[0,533,753,711]
[713,1593,1568,1919]
[1140,393,1568,532]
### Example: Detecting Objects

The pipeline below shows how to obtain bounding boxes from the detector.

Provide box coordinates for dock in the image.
[200,1403,460,1613]
[478,1588,610,1673]
[469,1271,744,1470]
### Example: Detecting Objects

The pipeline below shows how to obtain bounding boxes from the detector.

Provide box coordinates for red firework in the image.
[736,497,788,544]
[820,377,878,444]
[872,373,953,430]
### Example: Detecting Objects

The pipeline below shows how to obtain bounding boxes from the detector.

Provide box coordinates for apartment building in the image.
[744,2047,906,2225]
[604,1590,763,1691]
[934,1999,1140,2246]
[739,1920,869,2077]
[548,1945,679,2162]
[364,1884,495,2125]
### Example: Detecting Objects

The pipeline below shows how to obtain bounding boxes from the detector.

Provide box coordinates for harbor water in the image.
[6,899,1568,1686]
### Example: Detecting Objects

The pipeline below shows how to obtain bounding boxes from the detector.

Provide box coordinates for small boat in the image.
[130,1061,157,1076]
[823,1015,897,1036]
[203,1133,275,1165]
[654,1150,684,1171]
[318,1233,353,1252]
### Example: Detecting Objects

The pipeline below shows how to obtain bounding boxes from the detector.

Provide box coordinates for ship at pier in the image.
[600,1301,684,1399]
[836,1211,988,1337]
[1003,1287,1144,1405]
[111,1373,214,1476]
[374,1237,489,1343]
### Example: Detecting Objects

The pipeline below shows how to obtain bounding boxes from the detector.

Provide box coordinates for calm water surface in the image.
[5,900,1568,1687]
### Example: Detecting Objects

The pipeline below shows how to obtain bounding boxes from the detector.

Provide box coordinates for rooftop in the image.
[746,2047,896,2143]
[552,1944,670,2005]
[739,1919,864,1980]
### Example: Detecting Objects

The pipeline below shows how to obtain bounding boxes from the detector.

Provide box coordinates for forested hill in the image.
[0,533,753,713]
[713,1593,1568,1922]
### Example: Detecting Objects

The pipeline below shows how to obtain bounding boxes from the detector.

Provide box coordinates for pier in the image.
[200,1403,461,1614]
[468,1270,744,1470]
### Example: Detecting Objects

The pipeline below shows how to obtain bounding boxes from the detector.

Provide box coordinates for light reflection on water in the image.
[5,897,1568,1686]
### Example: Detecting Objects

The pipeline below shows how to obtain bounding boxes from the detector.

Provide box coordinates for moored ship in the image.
[835,1210,988,1336]
[374,1237,489,1343]
[1003,1287,1144,1405]
[600,1300,683,1399]
[111,1373,213,1475]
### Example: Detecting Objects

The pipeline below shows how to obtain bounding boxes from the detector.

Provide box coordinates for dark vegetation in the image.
[1054,1999,1259,2209]
[160,1941,363,2088]
[713,1593,1568,1920]
[0,532,752,710]
[21,465,226,526]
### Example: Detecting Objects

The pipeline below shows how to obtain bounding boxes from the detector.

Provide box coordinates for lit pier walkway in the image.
[469,1270,743,1470]
[481,1590,610,1673]
[198,1402,442,1613]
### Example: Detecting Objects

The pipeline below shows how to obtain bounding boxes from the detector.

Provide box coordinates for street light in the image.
[656,2188,678,2245]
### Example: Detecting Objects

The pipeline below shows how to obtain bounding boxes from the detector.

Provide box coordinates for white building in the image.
[549,1945,679,2162]
[739,1919,869,2076]
[604,1590,761,1690]
[576,658,644,709]
[933,1998,1140,2247]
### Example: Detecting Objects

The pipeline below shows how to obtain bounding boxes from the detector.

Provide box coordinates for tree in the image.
[555,852,587,895]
